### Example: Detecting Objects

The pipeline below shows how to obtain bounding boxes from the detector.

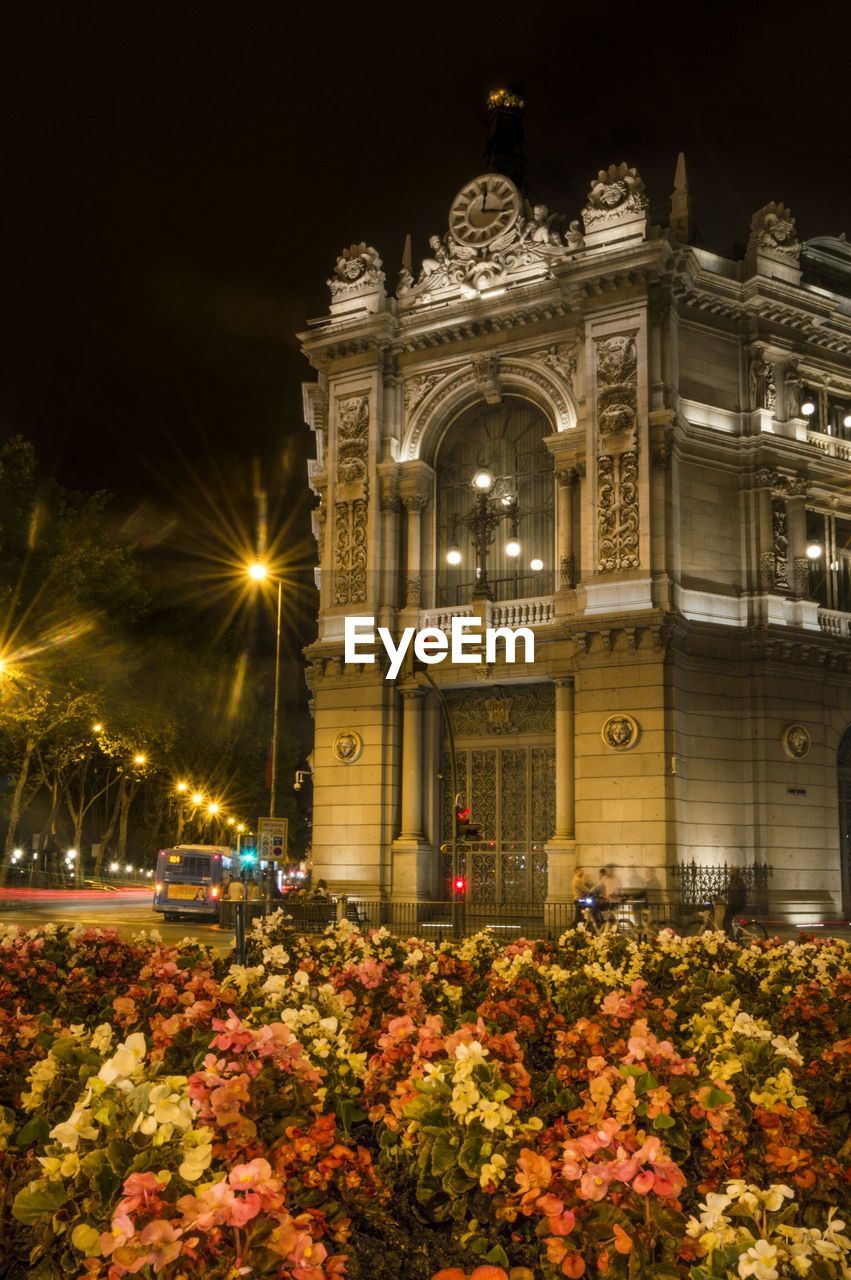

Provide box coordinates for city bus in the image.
[153,844,233,921]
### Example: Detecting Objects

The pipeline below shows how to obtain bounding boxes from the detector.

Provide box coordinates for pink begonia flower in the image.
[348,958,385,988]
[546,1209,577,1236]
[632,1170,655,1195]
[117,1171,163,1216]
[100,1211,135,1257]
[138,1220,183,1274]
[228,1157,278,1193]
[536,1193,565,1217]
[210,1009,253,1051]
[586,1055,607,1073]
[177,1179,238,1229]
[579,1164,613,1201]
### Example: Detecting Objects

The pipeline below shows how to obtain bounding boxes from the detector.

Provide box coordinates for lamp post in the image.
[247,562,283,819]
[448,468,521,602]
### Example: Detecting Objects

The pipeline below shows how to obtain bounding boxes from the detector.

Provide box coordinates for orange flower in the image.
[612,1224,633,1255]
[432,1270,467,1280]
[470,1268,509,1280]
[561,1254,586,1278]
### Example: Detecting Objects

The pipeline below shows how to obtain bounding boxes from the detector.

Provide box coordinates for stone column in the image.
[785,479,808,598]
[398,685,426,840]
[402,495,427,609]
[553,677,576,839]
[556,469,577,589]
[545,676,577,915]
[391,683,432,902]
[754,469,776,593]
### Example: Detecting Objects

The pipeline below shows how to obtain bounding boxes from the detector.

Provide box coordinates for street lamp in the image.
[447,469,521,602]
[246,562,283,819]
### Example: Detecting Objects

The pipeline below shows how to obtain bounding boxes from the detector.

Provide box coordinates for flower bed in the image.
[1,917,850,1279]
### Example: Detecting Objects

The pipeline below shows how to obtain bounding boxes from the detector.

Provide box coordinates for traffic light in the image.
[453,875,467,895]
[455,803,471,836]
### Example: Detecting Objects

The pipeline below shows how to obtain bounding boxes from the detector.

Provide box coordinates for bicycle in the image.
[577,896,679,942]
[682,899,767,942]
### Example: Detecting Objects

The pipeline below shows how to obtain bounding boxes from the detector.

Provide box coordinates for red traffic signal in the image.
[452,876,467,895]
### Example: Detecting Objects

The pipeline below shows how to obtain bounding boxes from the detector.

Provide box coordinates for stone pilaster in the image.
[545,676,577,907]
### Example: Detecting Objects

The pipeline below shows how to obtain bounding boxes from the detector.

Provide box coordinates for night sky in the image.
[2,0,850,626]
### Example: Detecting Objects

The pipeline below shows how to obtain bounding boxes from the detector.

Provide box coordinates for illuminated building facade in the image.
[301,122,851,921]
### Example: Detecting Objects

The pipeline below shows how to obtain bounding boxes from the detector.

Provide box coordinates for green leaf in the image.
[12,1180,68,1225]
[485,1244,509,1267]
[15,1115,51,1146]
[106,1139,135,1172]
[457,1136,483,1177]
[430,1132,457,1177]
[441,1165,476,1196]
[704,1087,734,1108]
[652,1112,676,1130]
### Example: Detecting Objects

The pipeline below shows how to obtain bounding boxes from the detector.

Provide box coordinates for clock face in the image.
[448,174,521,247]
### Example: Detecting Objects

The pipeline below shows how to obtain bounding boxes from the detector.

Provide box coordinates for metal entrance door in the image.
[442,744,554,905]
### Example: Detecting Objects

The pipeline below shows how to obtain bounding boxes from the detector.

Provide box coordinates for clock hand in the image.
[480,182,489,212]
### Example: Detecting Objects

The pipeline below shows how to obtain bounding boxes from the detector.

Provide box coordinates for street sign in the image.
[257,817,288,861]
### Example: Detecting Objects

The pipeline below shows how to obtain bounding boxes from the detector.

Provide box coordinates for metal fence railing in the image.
[670,861,773,915]
[243,895,680,943]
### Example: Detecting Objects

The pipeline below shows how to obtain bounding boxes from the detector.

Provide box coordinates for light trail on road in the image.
[1,890,234,950]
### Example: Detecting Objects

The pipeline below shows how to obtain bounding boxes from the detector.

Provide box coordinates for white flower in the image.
[760,1184,794,1213]
[479,1152,507,1188]
[698,1191,733,1229]
[90,1023,115,1054]
[738,1239,780,1280]
[97,1032,147,1085]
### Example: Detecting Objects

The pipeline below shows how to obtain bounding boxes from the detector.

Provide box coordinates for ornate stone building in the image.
[300,145,851,921]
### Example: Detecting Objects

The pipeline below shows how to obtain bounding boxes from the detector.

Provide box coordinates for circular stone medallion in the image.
[782,723,811,760]
[601,714,639,750]
[333,730,363,764]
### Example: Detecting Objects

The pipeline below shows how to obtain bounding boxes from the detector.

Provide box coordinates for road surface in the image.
[0,889,235,950]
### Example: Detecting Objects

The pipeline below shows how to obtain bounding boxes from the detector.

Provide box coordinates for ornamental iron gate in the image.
[441,744,554,905]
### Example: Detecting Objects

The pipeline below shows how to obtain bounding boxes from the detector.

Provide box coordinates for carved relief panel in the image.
[333,393,371,606]
[594,334,641,572]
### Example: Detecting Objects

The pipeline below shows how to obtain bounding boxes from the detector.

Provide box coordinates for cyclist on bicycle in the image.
[587,865,623,927]
[723,868,747,937]
[572,865,595,925]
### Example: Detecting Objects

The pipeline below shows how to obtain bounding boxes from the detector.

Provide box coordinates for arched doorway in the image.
[838,728,851,913]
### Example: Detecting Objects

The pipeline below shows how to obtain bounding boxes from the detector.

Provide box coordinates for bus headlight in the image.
[155,882,163,894]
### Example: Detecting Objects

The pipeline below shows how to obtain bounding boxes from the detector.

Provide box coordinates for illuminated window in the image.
[435,398,554,605]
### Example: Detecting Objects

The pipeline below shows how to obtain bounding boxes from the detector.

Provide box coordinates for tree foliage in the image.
[0,436,300,879]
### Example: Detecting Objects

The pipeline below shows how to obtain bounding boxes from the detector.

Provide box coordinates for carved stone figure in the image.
[748,203,801,265]
[784,362,803,420]
[563,220,583,252]
[583,163,648,229]
[771,497,790,592]
[749,348,768,410]
[519,204,561,246]
[596,335,638,441]
[336,395,369,488]
[403,373,442,416]
[327,243,384,298]
[535,342,578,389]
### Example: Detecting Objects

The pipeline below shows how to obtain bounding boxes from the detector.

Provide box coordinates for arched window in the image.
[435,398,554,605]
